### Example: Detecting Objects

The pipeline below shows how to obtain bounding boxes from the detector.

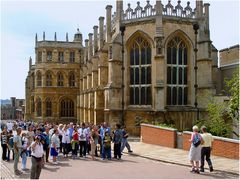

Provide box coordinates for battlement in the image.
[112,0,196,25]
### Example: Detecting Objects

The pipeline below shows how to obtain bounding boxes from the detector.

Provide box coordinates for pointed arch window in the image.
[46,72,52,87]
[69,73,75,87]
[57,72,64,87]
[36,98,42,117]
[46,98,52,117]
[60,99,74,117]
[37,72,42,86]
[167,36,188,105]
[129,36,152,105]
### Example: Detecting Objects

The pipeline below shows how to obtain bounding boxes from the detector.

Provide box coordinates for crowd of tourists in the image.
[188,125,214,174]
[0,120,133,179]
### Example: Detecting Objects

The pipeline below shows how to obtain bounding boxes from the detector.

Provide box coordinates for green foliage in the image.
[195,101,232,137]
[135,116,149,127]
[155,123,175,129]
[225,68,239,122]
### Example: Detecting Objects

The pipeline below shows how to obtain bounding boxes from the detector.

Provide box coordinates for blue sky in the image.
[1,0,239,99]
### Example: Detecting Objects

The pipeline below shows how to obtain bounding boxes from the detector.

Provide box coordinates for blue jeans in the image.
[102,147,111,159]
[121,138,131,152]
[21,151,27,169]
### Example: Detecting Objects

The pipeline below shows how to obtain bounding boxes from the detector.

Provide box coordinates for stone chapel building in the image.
[25,0,218,135]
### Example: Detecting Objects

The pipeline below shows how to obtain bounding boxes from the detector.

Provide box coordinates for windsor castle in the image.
[25,0,236,135]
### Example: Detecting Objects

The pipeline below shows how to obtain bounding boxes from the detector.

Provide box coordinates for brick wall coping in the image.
[183,131,240,144]
[141,123,178,132]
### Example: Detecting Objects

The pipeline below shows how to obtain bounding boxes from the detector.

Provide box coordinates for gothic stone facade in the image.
[25,0,218,135]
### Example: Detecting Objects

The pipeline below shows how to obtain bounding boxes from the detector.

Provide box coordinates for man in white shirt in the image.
[78,123,87,157]
[7,121,14,132]
[30,135,44,179]
[200,126,214,173]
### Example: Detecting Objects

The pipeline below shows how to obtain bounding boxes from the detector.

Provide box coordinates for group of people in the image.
[189,125,214,174]
[0,120,133,179]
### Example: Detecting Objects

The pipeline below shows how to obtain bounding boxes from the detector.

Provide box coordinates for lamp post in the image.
[120,25,126,127]
[193,23,199,120]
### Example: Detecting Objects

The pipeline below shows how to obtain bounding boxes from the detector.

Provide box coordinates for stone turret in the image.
[29,56,32,70]
[74,28,83,45]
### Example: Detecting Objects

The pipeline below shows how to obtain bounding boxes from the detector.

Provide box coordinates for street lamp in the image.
[120,25,126,127]
[193,23,199,120]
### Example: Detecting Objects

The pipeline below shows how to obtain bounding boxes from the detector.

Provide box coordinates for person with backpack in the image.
[188,125,202,174]
[43,126,50,163]
[200,126,214,172]
[7,130,14,161]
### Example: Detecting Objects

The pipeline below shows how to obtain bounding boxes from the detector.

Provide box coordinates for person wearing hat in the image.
[30,135,44,179]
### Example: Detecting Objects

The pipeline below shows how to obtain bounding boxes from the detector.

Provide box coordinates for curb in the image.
[123,152,239,176]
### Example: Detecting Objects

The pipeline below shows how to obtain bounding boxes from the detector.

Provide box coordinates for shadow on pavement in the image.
[198,171,239,179]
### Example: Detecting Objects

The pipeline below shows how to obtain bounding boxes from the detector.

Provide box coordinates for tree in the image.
[225,68,239,137]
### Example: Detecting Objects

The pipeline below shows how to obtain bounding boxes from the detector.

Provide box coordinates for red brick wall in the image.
[141,124,177,148]
[182,131,239,159]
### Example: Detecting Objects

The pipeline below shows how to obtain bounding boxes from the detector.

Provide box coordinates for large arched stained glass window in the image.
[167,36,188,105]
[129,36,151,105]
[60,99,74,117]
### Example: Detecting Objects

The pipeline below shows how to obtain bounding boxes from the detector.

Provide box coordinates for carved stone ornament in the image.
[155,36,164,55]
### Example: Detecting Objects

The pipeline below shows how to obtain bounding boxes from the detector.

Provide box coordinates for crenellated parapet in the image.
[111,0,197,25]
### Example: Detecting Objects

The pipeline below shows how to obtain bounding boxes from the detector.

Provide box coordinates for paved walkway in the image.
[1,141,239,179]
[125,141,239,175]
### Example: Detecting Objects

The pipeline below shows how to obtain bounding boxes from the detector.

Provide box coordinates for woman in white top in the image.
[62,125,71,157]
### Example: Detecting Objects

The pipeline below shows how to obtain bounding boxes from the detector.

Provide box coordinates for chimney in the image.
[93,26,99,54]
[66,33,69,42]
[43,31,45,41]
[85,39,89,62]
[54,32,57,41]
[196,0,203,18]
[105,5,112,43]
[116,0,123,22]
[99,16,104,49]
[88,33,93,60]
